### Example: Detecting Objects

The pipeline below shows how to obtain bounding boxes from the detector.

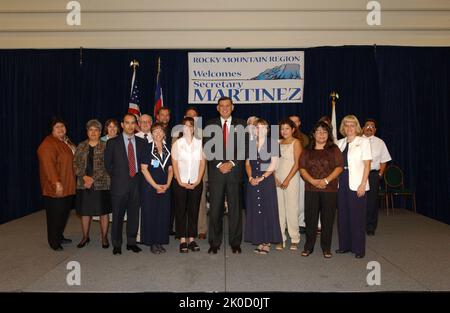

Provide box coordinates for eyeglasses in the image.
[365,125,375,129]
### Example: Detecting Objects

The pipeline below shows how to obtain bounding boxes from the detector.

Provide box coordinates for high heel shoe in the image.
[77,237,90,248]
[102,238,109,249]
[258,244,270,255]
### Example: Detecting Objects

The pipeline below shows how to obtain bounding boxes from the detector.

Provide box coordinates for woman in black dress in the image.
[140,122,173,254]
[244,118,282,254]
[74,119,111,248]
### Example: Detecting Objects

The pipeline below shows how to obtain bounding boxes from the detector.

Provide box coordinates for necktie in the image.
[144,133,148,142]
[223,120,228,148]
[128,138,136,177]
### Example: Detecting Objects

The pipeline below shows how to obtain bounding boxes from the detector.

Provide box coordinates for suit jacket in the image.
[203,116,247,183]
[104,135,147,196]
[37,135,76,197]
[337,136,372,191]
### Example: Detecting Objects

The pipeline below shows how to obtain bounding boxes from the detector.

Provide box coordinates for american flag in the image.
[153,57,164,118]
[128,64,141,118]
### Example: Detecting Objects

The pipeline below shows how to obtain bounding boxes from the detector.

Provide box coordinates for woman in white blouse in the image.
[171,117,206,253]
[336,115,372,259]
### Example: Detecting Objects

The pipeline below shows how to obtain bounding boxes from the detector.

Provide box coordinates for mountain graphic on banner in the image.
[251,63,301,80]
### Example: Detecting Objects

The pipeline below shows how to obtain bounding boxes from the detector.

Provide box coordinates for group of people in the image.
[37,96,391,259]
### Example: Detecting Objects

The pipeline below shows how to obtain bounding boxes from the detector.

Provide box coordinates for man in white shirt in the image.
[134,114,153,243]
[363,119,392,236]
[135,114,153,143]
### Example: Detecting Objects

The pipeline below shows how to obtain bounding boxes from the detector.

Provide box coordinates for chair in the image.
[378,185,389,215]
[383,165,416,215]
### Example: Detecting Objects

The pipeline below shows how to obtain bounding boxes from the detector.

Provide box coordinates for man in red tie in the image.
[204,96,247,254]
[105,113,147,255]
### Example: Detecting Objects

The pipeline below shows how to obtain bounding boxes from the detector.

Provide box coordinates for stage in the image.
[1,208,449,292]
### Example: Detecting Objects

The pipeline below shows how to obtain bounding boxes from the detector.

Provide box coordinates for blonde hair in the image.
[339,115,362,137]
[256,118,269,126]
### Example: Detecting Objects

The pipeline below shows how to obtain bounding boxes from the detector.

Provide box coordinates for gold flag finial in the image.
[130,60,140,70]
[329,91,339,102]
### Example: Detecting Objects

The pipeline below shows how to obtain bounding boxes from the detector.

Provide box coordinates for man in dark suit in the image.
[203,96,247,254]
[105,113,146,255]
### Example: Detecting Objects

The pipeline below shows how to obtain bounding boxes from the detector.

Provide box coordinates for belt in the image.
[370,170,379,173]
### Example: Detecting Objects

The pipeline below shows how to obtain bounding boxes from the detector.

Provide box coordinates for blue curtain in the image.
[1,47,449,224]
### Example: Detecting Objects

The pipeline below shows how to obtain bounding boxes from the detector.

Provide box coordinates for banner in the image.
[188,51,304,104]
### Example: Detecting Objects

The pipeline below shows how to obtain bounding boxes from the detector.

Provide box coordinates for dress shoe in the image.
[355,254,365,259]
[179,242,189,253]
[51,245,63,251]
[208,246,219,254]
[323,250,332,258]
[198,233,207,240]
[188,241,200,252]
[61,237,72,244]
[126,245,142,253]
[169,230,176,236]
[77,237,90,248]
[113,247,122,255]
[299,226,306,234]
[335,249,350,254]
[231,246,241,254]
[157,244,166,253]
[301,249,313,257]
[367,230,375,236]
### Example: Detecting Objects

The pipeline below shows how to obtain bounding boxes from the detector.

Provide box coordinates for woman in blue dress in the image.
[140,122,173,254]
[244,118,282,254]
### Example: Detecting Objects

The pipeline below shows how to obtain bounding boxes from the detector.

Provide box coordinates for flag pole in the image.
[153,57,163,118]
[129,60,139,95]
[329,91,339,142]
[127,60,141,119]
[156,57,161,85]
[157,57,161,74]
